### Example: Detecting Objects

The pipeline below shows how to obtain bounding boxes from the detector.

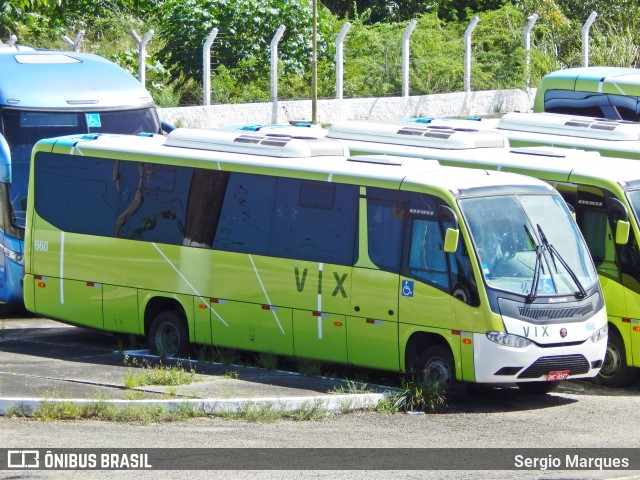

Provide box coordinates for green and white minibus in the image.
[534,67,640,121]
[24,128,607,394]
[327,119,640,386]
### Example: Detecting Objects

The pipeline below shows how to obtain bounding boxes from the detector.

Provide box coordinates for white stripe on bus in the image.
[152,243,229,327]
[249,254,285,334]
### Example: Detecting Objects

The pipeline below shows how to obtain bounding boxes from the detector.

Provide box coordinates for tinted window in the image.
[544,89,640,121]
[367,197,405,272]
[34,152,358,265]
[408,218,448,290]
[271,178,357,265]
[213,173,275,255]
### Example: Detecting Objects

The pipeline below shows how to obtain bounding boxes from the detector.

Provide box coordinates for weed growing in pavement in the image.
[256,353,279,371]
[376,378,445,414]
[8,399,205,423]
[331,379,371,395]
[296,358,324,376]
[290,400,329,421]
[222,370,239,380]
[122,354,198,388]
[216,400,330,423]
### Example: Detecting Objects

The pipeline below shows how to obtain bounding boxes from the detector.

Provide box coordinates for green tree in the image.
[157,0,333,83]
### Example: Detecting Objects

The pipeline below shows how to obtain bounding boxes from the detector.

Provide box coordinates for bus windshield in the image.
[626,189,640,226]
[1,108,160,229]
[459,193,598,298]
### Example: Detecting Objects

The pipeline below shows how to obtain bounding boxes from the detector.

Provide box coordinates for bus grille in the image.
[518,304,593,320]
[517,355,590,379]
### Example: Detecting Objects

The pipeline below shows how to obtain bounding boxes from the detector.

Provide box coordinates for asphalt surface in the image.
[0,315,386,415]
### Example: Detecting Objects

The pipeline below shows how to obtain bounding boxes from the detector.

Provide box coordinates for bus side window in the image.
[618,228,640,289]
[444,219,479,307]
[580,209,620,280]
[366,195,405,273]
[408,218,449,290]
[574,189,620,281]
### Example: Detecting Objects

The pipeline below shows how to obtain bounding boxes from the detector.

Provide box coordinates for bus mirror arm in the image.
[615,220,631,245]
[0,134,11,183]
[606,197,629,222]
[438,204,459,230]
[161,121,176,134]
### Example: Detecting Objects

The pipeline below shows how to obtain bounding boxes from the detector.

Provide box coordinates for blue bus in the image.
[0,46,164,305]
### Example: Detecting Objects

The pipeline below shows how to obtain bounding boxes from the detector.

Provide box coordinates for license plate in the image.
[547,370,570,381]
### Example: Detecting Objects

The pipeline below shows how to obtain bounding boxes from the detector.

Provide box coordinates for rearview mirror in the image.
[443,227,460,253]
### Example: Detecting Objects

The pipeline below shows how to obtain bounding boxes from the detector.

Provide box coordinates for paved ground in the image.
[3,315,640,479]
[0,315,385,415]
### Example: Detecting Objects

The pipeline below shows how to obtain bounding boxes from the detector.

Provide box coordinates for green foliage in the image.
[122,355,199,388]
[408,13,465,94]
[342,20,407,97]
[377,378,446,413]
[157,0,333,84]
[5,0,640,105]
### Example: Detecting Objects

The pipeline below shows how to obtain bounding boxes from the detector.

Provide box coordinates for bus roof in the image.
[328,120,507,150]
[322,118,640,190]
[0,50,154,110]
[539,66,640,94]
[505,147,640,187]
[36,129,553,197]
[497,112,640,141]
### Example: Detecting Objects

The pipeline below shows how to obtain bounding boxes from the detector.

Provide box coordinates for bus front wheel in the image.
[417,345,466,396]
[594,329,636,388]
[149,311,189,358]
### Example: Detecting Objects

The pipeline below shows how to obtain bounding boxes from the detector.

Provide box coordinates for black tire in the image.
[594,329,637,388]
[148,310,189,358]
[417,344,467,396]
[517,381,560,395]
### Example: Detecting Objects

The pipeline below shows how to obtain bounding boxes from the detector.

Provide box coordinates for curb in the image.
[0,393,386,416]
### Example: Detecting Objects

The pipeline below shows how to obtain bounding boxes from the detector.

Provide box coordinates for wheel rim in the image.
[599,342,622,379]
[154,321,180,357]
[422,357,452,387]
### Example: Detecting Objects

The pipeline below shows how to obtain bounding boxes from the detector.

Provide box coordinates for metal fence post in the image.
[464,16,479,93]
[203,28,219,106]
[62,31,85,52]
[402,19,418,98]
[335,22,351,100]
[524,14,539,91]
[2,35,17,46]
[582,11,598,67]
[130,29,154,85]
[270,25,286,125]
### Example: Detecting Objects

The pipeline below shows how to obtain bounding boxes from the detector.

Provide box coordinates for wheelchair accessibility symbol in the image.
[401,280,414,297]
[540,278,556,295]
[86,113,102,128]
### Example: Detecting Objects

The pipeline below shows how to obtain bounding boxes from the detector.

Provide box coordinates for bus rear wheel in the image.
[149,311,189,358]
[593,329,636,388]
[417,345,466,396]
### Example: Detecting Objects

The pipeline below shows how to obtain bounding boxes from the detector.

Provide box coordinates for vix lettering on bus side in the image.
[294,267,348,298]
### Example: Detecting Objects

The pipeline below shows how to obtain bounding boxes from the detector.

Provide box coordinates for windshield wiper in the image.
[524,224,543,303]
[537,224,587,299]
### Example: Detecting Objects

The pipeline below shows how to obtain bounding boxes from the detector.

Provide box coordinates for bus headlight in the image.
[487,331,532,348]
[3,246,24,265]
[590,324,608,343]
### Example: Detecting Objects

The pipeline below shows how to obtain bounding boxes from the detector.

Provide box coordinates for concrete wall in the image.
[157,88,536,129]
